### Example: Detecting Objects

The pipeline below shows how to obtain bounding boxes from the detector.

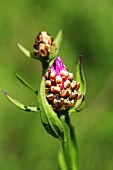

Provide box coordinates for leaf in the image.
[54,30,63,56]
[76,52,86,95]
[14,73,38,95]
[49,47,57,67]
[17,42,40,60]
[1,90,39,112]
[69,53,86,113]
[49,45,56,61]
[75,96,86,112]
[48,30,63,66]
[38,77,65,142]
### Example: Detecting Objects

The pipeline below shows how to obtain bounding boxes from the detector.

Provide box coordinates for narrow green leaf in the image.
[38,77,65,142]
[76,53,86,95]
[14,73,38,95]
[1,90,39,112]
[49,45,56,61]
[75,96,85,112]
[38,81,58,138]
[49,46,56,67]
[69,53,86,113]
[54,30,63,55]
[17,42,39,60]
[41,118,58,138]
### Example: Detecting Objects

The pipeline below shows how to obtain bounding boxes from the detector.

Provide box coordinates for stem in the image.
[41,58,49,75]
[59,114,79,170]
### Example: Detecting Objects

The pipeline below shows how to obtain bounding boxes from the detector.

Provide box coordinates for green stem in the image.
[59,114,79,170]
[41,58,49,75]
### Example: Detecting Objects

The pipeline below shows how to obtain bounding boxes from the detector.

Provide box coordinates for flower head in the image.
[34,31,56,58]
[45,57,82,111]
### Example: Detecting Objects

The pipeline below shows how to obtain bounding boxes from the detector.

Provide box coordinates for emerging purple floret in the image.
[50,57,68,90]
[50,57,65,75]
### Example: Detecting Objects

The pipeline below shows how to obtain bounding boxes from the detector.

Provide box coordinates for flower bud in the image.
[34,31,56,58]
[45,56,82,111]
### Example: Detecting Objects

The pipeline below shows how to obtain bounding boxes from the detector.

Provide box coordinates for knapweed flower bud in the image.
[34,31,56,58]
[45,57,82,111]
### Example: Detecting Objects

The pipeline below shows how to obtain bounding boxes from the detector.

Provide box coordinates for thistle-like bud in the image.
[34,31,56,58]
[45,57,82,111]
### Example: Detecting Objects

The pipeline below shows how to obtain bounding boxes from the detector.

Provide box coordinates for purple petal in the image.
[50,57,66,76]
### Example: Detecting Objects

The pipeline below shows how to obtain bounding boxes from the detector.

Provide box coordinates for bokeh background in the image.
[0,0,113,170]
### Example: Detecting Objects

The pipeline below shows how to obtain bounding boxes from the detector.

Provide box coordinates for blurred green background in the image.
[0,0,113,170]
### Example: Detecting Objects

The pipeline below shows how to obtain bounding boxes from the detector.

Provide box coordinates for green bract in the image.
[69,53,86,113]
